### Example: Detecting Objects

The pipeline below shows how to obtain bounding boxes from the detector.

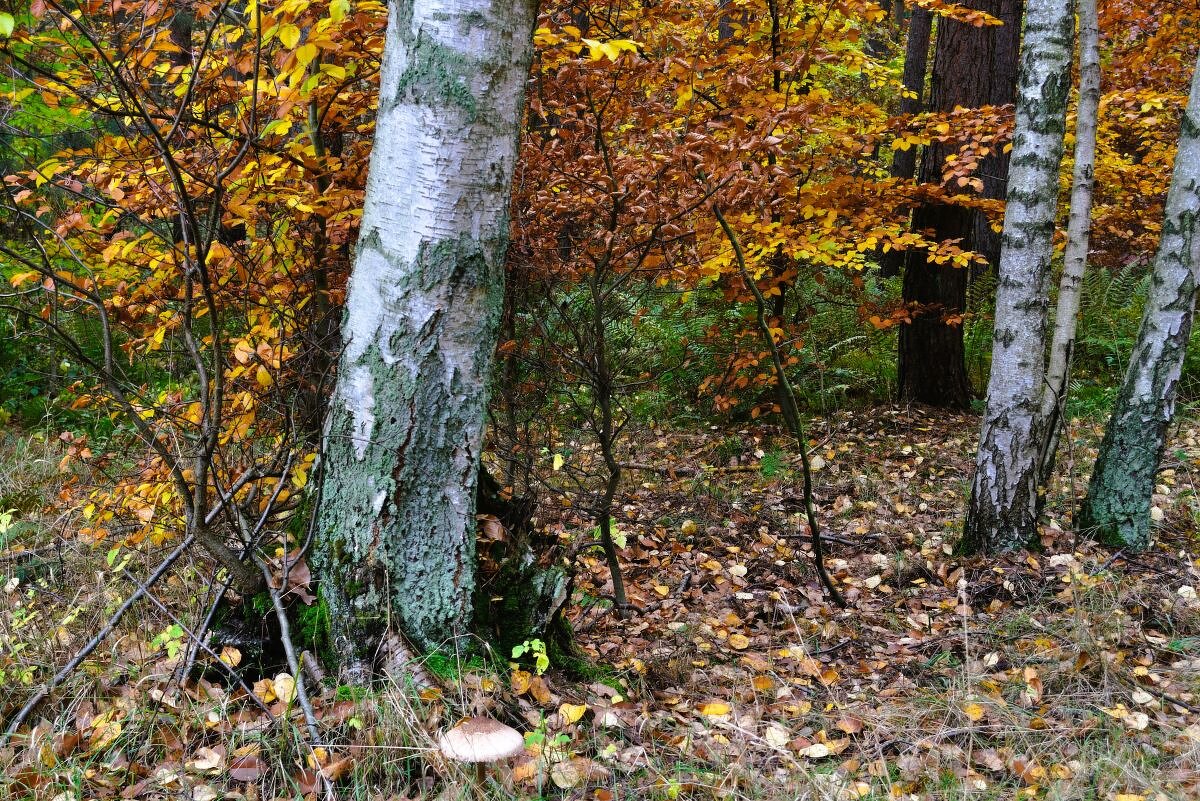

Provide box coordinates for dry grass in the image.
[3,413,1200,800]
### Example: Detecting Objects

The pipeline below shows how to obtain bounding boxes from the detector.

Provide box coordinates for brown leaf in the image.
[293,768,321,794]
[834,717,863,735]
[228,754,265,782]
[322,756,355,782]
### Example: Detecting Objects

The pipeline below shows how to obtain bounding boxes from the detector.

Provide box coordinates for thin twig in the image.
[620,462,760,477]
[712,204,846,608]
[0,544,57,563]
[252,558,339,796]
[3,535,195,740]
[176,574,234,686]
[126,570,275,719]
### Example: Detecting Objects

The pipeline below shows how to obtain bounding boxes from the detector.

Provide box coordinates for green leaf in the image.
[0,13,14,38]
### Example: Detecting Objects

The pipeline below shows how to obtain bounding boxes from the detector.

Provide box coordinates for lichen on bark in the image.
[314,0,538,678]
[1079,54,1200,551]
[962,0,1075,553]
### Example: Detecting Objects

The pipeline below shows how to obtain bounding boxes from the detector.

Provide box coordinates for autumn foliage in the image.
[3,0,1200,797]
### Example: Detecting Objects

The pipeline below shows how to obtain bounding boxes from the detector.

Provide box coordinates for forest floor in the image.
[3,406,1200,801]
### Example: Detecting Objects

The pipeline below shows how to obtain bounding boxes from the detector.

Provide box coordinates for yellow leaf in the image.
[296,43,319,68]
[253,678,276,703]
[558,702,588,724]
[549,760,582,789]
[962,702,986,722]
[699,701,731,717]
[233,340,255,364]
[256,365,273,388]
[842,781,872,799]
[279,24,301,49]
[88,711,123,752]
[510,668,532,694]
[653,584,670,597]
[728,634,750,650]
[330,0,351,21]
[552,453,564,471]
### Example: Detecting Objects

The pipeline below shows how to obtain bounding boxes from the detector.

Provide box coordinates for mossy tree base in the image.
[472,469,573,665]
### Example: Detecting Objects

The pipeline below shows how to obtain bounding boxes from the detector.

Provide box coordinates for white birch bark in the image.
[962,0,1075,552]
[315,0,537,674]
[1038,0,1101,485]
[1079,56,1200,550]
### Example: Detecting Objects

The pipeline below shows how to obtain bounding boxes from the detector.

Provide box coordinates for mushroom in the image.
[437,716,525,794]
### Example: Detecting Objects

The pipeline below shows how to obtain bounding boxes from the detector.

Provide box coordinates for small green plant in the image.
[511,639,550,675]
[335,684,369,702]
[760,450,783,478]
[524,726,570,752]
[151,624,186,659]
[592,517,625,548]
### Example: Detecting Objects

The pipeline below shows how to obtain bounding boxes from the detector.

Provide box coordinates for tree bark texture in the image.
[962,0,1074,553]
[891,9,932,188]
[1078,57,1200,551]
[879,8,932,278]
[897,0,1021,408]
[1039,0,1101,486]
[315,0,537,675]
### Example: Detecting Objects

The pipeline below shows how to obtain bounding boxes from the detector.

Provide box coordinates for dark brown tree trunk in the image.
[897,0,1022,408]
[897,204,975,406]
[879,8,933,277]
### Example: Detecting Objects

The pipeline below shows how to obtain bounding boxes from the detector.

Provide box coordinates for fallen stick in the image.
[3,535,196,741]
[620,462,761,477]
[128,570,275,719]
[0,544,58,563]
[253,557,339,801]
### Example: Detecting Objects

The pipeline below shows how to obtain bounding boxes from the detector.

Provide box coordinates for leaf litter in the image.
[3,406,1200,799]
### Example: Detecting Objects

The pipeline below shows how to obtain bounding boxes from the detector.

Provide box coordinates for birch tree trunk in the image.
[314,0,537,676]
[961,0,1074,553]
[1078,57,1200,551]
[1038,0,1101,487]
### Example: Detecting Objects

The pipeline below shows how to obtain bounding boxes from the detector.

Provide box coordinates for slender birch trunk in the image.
[1078,57,1200,551]
[962,0,1075,553]
[1038,0,1101,486]
[315,0,537,676]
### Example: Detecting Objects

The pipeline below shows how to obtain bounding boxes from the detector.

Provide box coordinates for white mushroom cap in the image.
[438,716,525,763]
